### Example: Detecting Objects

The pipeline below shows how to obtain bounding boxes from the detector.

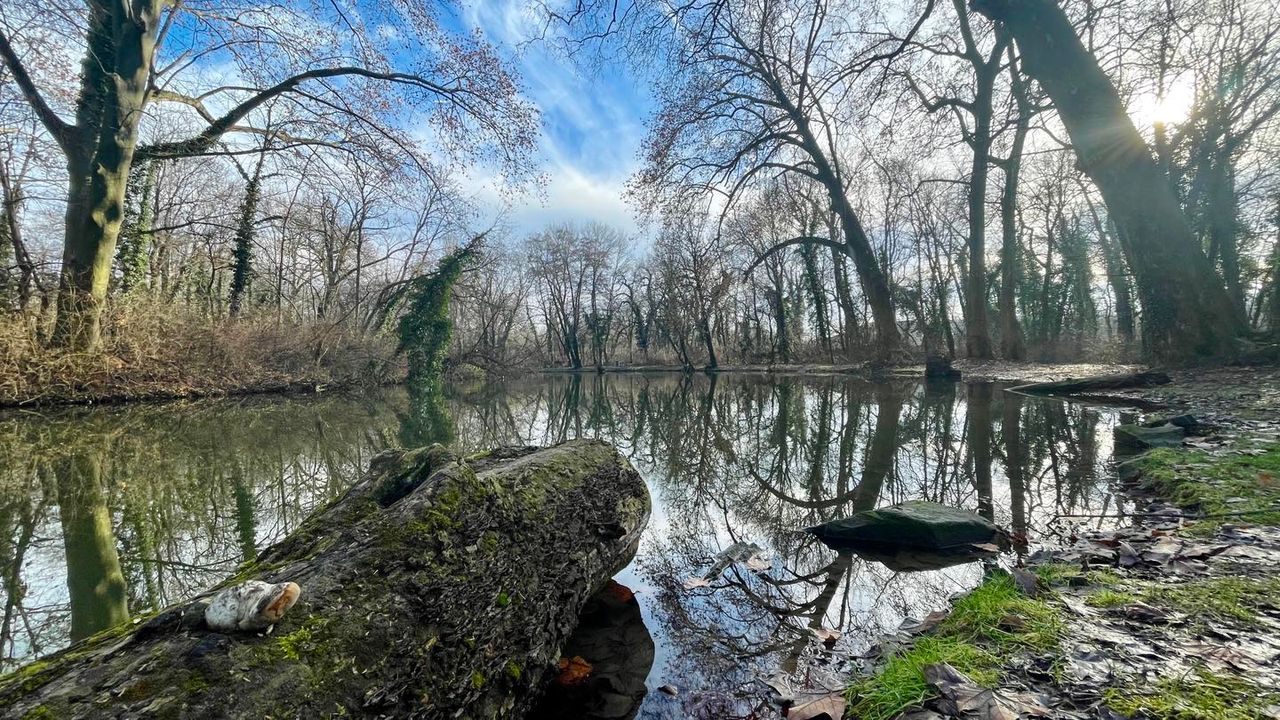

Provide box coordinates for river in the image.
[0,373,1134,717]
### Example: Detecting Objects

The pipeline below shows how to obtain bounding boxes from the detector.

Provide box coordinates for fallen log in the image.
[1007,370,1170,395]
[0,439,650,720]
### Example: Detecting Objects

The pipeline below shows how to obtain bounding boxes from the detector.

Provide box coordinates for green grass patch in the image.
[1141,576,1280,625]
[846,573,1063,720]
[1104,668,1280,720]
[1134,445,1280,534]
[1033,563,1121,588]
[847,637,998,720]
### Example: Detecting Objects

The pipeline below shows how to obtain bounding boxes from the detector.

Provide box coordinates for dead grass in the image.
[0,301,402,406]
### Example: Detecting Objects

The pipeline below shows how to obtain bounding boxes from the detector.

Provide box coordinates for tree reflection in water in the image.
[0,375,1123,718]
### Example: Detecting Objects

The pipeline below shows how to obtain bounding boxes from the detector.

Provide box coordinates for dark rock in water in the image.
[528,580,654,720]
[806,501,1002,552]
[925,355,961,380]
[1142,414,1208,436]
[847,545,996,572]
[1115,423,1184,453]
[1115,457,1146,484]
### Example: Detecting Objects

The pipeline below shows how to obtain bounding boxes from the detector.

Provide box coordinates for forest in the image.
[0,0,1277,399]
[4,1,1280,719]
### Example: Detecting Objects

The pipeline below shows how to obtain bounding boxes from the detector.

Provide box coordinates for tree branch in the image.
[0,27,73,154]
[744,235,846,275]
[137,66,461,160]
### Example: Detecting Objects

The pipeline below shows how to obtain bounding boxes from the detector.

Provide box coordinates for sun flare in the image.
[1132,80,1196,126]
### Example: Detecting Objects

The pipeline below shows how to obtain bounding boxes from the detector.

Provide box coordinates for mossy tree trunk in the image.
[1,440,650,719]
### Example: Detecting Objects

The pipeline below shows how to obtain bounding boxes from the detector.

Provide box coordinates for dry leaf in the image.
[786,692,845,720]
[554,656,593,686]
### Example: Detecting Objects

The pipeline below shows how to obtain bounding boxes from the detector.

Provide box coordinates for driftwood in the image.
[1007,370,1171,395]
[0,440,650,720]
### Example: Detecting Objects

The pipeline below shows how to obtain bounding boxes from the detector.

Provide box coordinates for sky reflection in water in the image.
[0,374,1130,717]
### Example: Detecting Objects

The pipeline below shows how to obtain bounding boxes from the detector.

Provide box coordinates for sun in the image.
[1132,79,1196,127]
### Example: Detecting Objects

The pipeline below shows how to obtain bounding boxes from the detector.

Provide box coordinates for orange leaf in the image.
[555,656,593,686]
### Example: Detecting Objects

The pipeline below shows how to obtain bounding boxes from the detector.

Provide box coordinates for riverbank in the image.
[539,360,1145,381]
[840,372,1280,720]
[0,306,402,408]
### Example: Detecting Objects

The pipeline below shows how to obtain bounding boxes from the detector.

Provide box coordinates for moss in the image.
[21,706,57,720]
[181,673,209,694]
[1034,563,1121,588]
[2,659,53,694]
[495,592,511,608]
[846,573,1064,720]
[505,661,522,681]
[1104,668,1280,720]
[938,574,1063,652]
[275,616,336,663]
[1133,445,1280,533]
[470,670,486,689]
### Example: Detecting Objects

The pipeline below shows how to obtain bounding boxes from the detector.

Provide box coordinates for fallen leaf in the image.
[810,627,841,647]
[683,577,711,589]
[786,691,845,720]
[554,656,593,686]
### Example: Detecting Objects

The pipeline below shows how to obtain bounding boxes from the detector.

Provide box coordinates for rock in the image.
[925,355,961,380]
[204,581,300,632]
[1142,414,1209,435]
[1114,423,1184,453]
[1116,457,1146,483]
[806,501,1003,552]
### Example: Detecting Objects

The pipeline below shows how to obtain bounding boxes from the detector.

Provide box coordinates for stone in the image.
[204,580,301,632]
[1114,423,1184,453]
[806,500,1003,552]
[925,355,961,380]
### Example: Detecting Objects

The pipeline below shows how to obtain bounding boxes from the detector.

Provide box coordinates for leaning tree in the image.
[970,0,1245,361]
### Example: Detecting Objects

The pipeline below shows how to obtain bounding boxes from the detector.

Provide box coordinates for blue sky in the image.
[461,0,652,236]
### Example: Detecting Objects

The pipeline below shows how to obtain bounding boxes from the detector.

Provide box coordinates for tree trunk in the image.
[1206,159,1245,316]
[999,46,1029,360]
[228,168,263,317]
[964,59,999,360]
[1,440,650,719]
[971,0,1244,361]
[51,2,164,350]
[700,317,718,369]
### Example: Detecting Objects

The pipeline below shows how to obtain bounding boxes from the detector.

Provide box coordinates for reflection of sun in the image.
[1132,79,1195,126]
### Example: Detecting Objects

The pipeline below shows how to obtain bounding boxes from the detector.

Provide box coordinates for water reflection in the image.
[0,374,1124,717]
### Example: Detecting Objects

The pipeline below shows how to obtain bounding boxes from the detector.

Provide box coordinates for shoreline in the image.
[839,366,1280,719]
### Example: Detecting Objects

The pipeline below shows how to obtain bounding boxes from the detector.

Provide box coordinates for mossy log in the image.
[0,440,650,720]
[1007,370,1171,395]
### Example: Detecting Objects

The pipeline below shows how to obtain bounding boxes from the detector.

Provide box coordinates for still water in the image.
[0,373,1131,716]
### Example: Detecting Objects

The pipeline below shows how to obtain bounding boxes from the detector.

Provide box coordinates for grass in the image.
[0,301,400,406]
[1104,668,1280,720]
[1134,446,1280,534]
[1142,576,1280,625]
[846,573,1063,720]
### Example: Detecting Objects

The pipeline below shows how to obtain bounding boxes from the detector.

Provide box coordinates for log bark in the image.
[1007,370,1171,395]
[0,440,650,720]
